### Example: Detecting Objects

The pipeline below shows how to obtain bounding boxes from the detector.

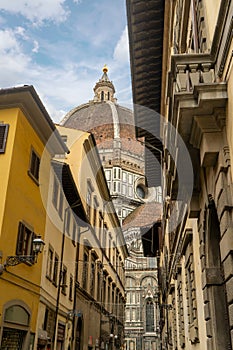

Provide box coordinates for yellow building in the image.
[0,86,67,349]
[57,125,128,350]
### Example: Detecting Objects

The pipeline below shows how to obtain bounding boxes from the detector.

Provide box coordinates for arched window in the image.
[101,91,104,101]
[4,305,30,326]
[108,92,110,100]
[146,299,154,332]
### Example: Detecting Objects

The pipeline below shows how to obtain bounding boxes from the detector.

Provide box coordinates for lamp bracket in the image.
[5,255,35,266]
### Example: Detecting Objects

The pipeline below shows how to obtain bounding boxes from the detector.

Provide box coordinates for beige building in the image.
[123,203,162,350]
[37,158,87,350]
[56,126,128,350]
[127,0,233,349]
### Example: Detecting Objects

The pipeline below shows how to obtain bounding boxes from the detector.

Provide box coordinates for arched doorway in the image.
[0,302,31,349]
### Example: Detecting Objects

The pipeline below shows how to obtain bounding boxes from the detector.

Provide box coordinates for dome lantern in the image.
[93,66,116,102]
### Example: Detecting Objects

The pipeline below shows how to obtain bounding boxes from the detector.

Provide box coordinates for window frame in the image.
[28,148,40,184]
[16,222,35,260]
[61,265,67,295]
[52,254,59,287]
[0,124,9,153]
[46,246,54,280]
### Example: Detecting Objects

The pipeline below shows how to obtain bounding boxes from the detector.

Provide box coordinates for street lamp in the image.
[0,235,45,274]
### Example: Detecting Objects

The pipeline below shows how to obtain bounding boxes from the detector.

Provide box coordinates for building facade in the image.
[56,126,128,350]
[127,0,233,349]
[0,85,128,350]
[123,203,162,350]
[0,86,67,350]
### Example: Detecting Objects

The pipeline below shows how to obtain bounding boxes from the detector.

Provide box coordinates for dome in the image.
[61,68,145,172]
[59,67,159,224]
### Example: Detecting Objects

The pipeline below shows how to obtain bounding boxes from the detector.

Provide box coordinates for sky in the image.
[0,0,132,122]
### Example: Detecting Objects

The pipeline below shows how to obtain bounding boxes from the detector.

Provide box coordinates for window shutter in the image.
[16,222,25,255]
[0,124,9,153]
[31,232,36,256]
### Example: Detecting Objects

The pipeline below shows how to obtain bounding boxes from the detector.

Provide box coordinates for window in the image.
[29,149,40,182]
[66,209,71,236]
[113,167,121,179]
[103,224,107,251]
[46,247,54,280]
[53,254,59,286]
[58,191,64,218]
[82,251,88,290]
[52,177,59,208]
[90,255,96,297]
[112,288,115,313]
[69,275,73,300]
[108,284,111,312]
[108,237,111,260]
[0,124,9,153]
[72,221,77,245]
[101,91,104,101]
[93,197,98,229]
[98,216,102,241]
[146,299,154,332]
[61,266,67,295]
[102,279,106,307]
[136,185,145,199]
[97,270,101,301]
[16,222,34,257]
[86,181,93,219]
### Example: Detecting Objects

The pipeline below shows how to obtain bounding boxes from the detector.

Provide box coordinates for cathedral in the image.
[61,66,162,350]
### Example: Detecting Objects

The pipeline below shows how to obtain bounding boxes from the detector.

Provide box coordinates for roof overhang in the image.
[51,160,88,226]
[126,0,164,139]
[0,85,69,156]
[126,0,165,186]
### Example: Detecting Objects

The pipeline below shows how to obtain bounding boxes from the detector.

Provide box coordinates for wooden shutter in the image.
[0,124,9,153]
[16,222,25,255]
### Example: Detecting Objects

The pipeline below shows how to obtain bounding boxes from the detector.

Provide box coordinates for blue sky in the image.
[0,0,132,122]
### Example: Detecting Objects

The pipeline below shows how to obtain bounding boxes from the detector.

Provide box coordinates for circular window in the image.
[136,185,146,199]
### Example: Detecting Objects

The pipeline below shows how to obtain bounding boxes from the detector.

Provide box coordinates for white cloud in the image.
[32,40,39,53]
[0,1,132,122]
[113,26,129,63]
[0,29,18,52]
[15,26,28,39]
[0,0,69,24]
